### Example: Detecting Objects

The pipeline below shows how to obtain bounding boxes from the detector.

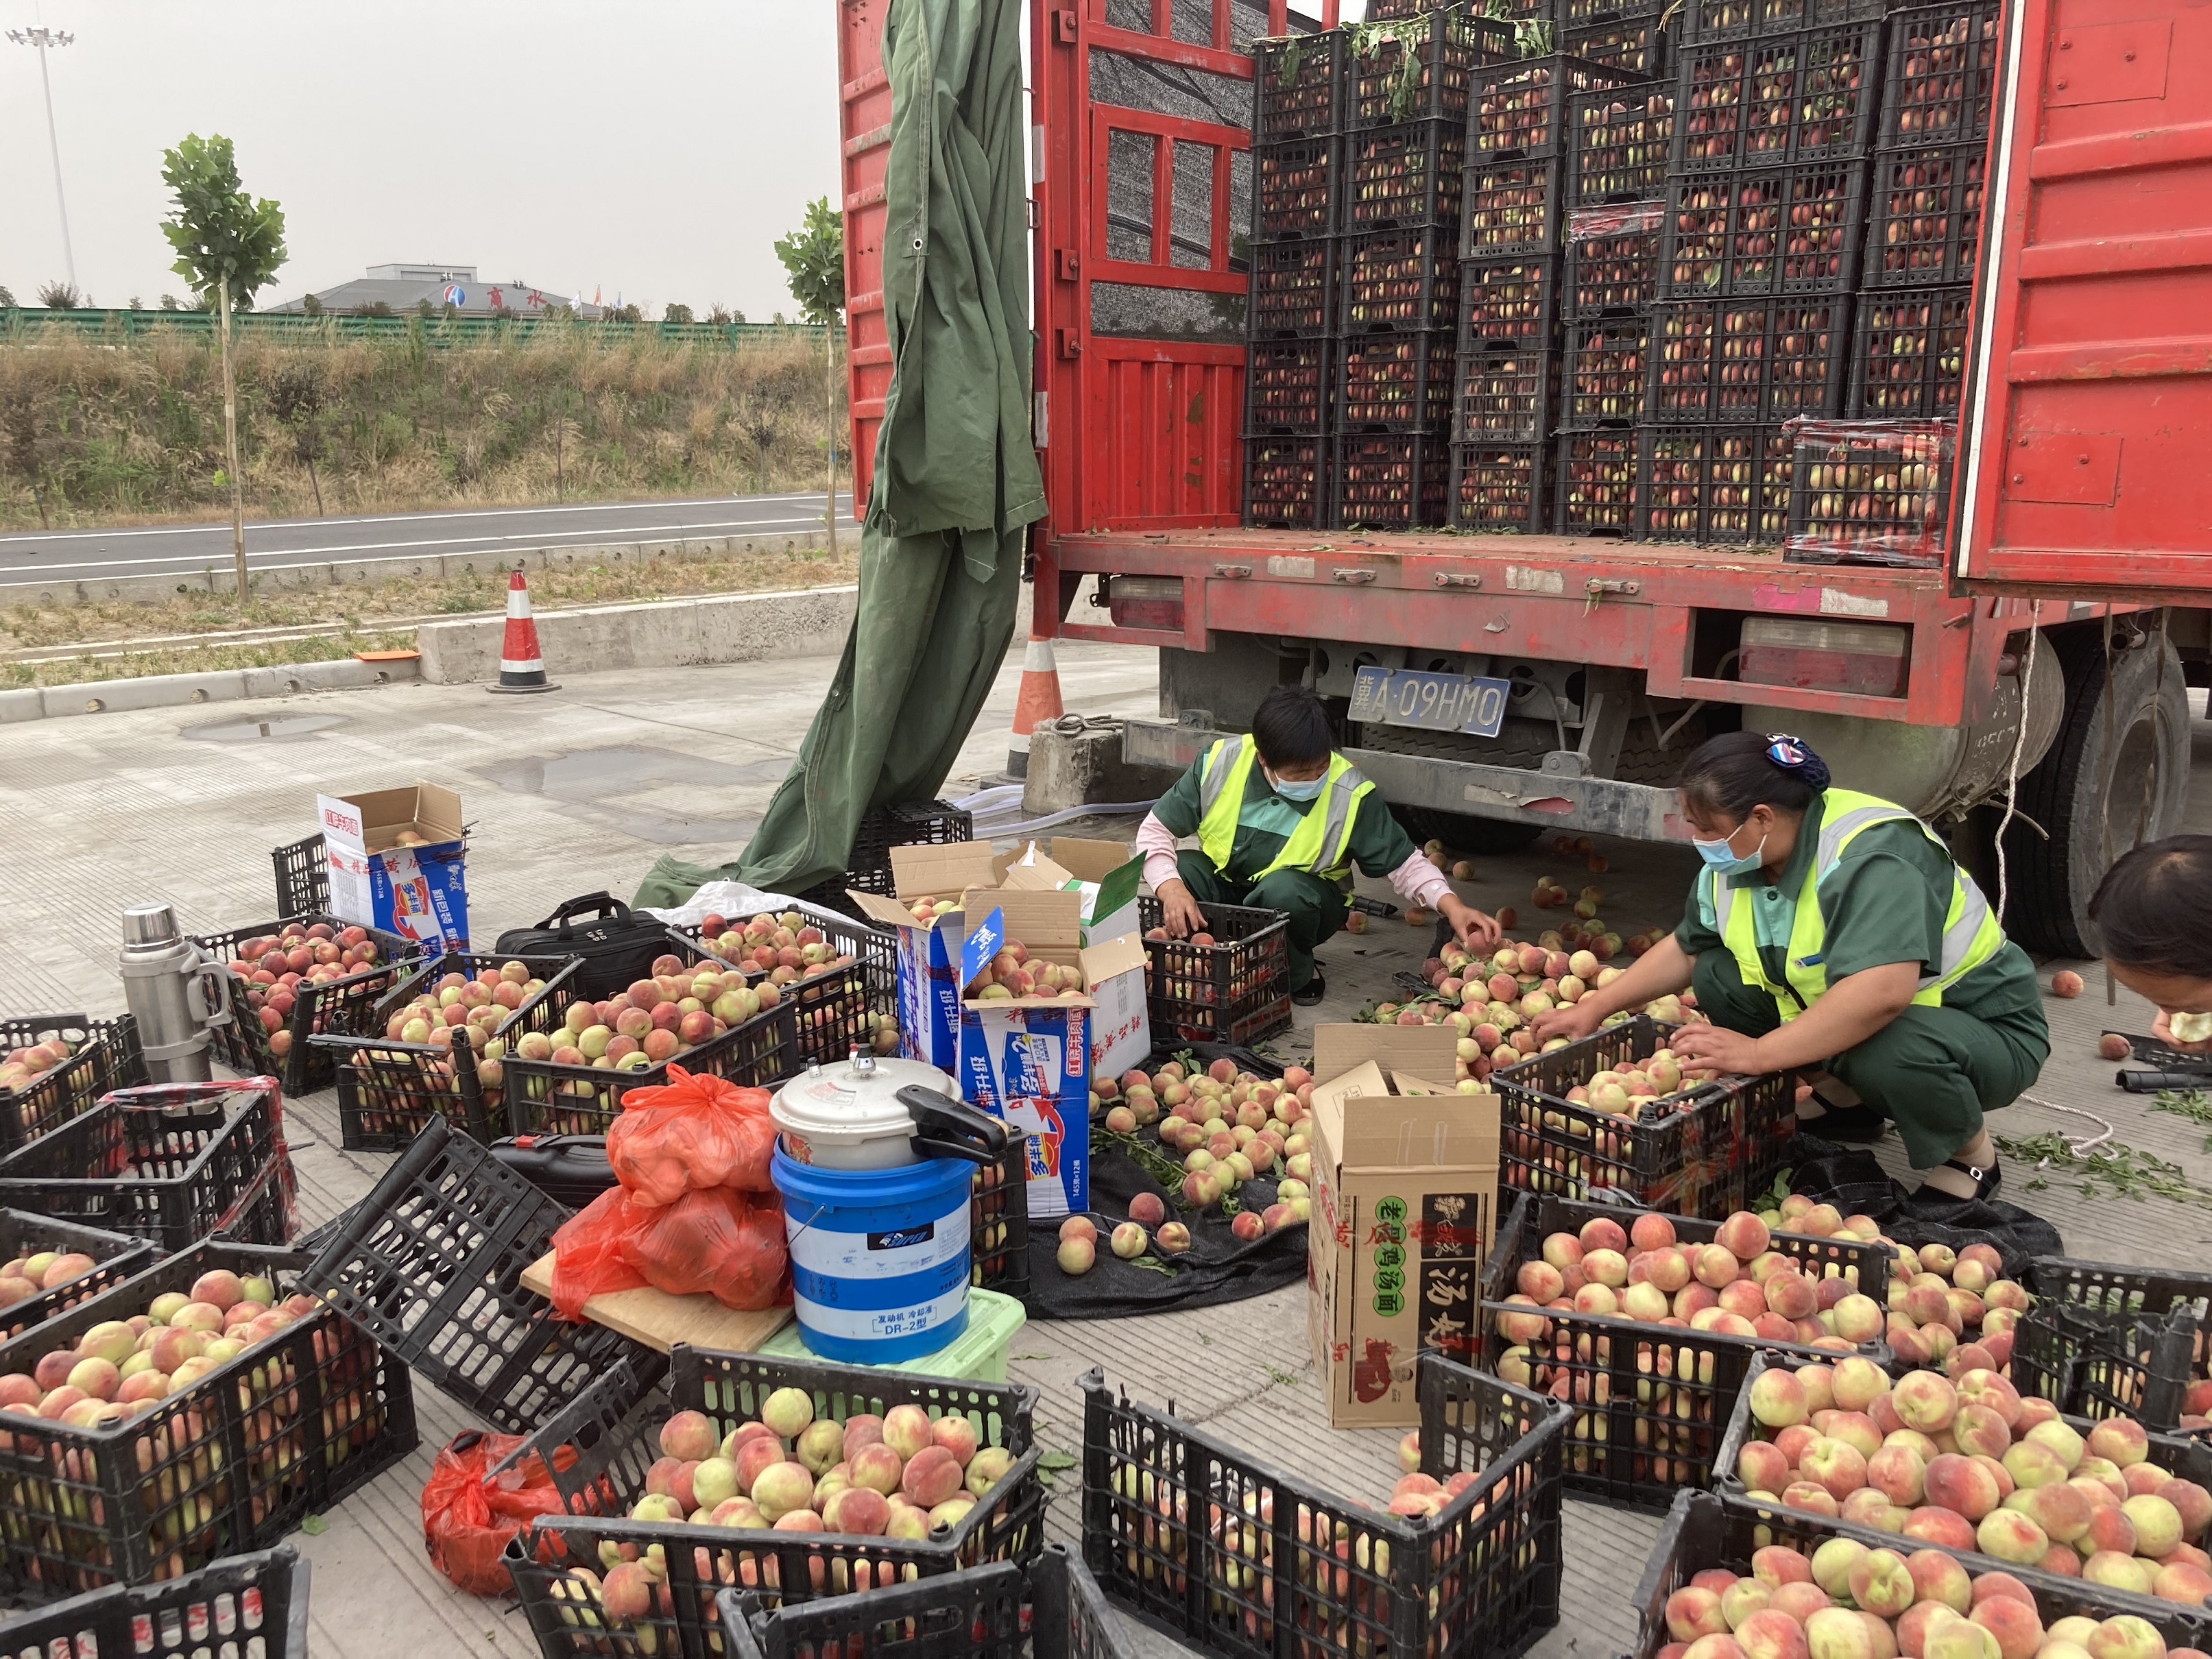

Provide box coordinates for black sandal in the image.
[1794,1092,1888,1144]
[1904,1156,2001,1215]
[1293,971,1327,1006]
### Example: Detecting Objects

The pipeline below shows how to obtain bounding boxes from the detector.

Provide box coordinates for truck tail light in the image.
[1738,617,1910,697]
[1098,575,1184,632]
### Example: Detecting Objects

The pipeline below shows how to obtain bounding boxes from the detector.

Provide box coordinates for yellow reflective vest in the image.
[1707,787,2007,1019]
[1194,736,1376,884]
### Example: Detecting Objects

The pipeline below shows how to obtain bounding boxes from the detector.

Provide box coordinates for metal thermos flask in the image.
[117,904,232,1084]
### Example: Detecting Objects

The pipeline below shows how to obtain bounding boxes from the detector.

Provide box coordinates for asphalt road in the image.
[0,492,858,584]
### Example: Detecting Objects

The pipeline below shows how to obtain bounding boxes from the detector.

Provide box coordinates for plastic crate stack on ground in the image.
[1330,9,1517,529]
[1245,30,1344,529]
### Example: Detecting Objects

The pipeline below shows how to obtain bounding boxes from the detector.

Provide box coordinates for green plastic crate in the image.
[759,1287,1028,1383]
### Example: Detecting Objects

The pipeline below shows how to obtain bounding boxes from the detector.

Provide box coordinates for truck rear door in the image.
[1955,0,2212,599]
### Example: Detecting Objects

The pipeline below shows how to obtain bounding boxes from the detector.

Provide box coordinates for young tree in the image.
[663,301,694,324]
[160,134,286,600]
[36,279,80,308]
[265,361,326,516]
[775,196,845,548]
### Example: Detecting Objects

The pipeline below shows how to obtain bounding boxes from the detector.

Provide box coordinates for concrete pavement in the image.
[0,490,857,585]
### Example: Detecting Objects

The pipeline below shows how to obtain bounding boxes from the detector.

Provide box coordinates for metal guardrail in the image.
[0,307,843,350]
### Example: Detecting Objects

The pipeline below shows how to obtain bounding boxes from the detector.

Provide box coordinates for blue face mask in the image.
[1694,829,1766,877]
[1266,768,1326,803]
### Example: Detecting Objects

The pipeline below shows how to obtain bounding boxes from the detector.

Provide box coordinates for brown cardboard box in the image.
[1305,1025,1501,1428]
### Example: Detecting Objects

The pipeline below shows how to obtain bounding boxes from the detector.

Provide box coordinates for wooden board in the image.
[520,1252,791,1355]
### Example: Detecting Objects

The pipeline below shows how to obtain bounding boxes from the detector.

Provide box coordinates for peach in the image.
[1849,1549,1916,1618]
[2040,1542,2084,1577]
[2009,1479,2093,1544]
[2083,1553,2156,1597]
[1722,1579,1773,1631]
[2163,1479,2212,1538]
[1631,1213,1678,1252]
[850,1442,904,1496]
[1955,1370,2021,1428]
[2124,1492,2185,1558]
[1717,1212,1772,1261]
[1057,1237,1097,1275]
[1752,1546,1814,1589]
[189,1270,244,1311]
[1969,1597,2043,1659]
[901,1445,965,1509]
[2082,1504,2139,1557]
[1772,1584,1834,1626]
[1059,1216,1098,1246]
[1518,1260,1565,1302]
[2153,1561,2212,1606]
[1826,1413,1884,1462]
[1894,1372,1960,1434]
[1953,1403,2012,1462]
[1721,1281,1770,1320]
[1685,1639,1749,1659]
[735,1433,786,1494]
[1739,1440,1793,1497]
[1902,1506,1980,1551]
[1906,1549,1972,1612]
[1831,1296,1886,1346]
[1668,1588,1731,1642]
[1585,1248,1631,1288]
[1751,1370,1810,1429]
[661,1409,719,1464]
[2024,1420,2086,1471]
[1738,1611,1810,1659]
[1830,1357,1888,1413]
[1842,1488,1903,1530]
[2087,1619,2167,1659]
[2124,1462,2174,1497]
[1868,1444,1927,1507]
[1649,1248,1694,1294]
[822,1486,891,1536]
[1696,1244,1742,1289]
[1801,1439,1868,1501]
[1768,1274,1820,1322]
[752,1462,817,1521]
[931,1414,980,1468]
[1782,1482,1842,1518]
[1804,1606,1875,1659]
[1895,1603,1955,1659]
[1975,1508,2049,1566]
[883,1404,934,1460]
[1624,1282,1674,1322]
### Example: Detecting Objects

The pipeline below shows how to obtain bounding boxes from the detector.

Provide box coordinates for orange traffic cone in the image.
[1005,633,1065,778]
[486,566,560,694]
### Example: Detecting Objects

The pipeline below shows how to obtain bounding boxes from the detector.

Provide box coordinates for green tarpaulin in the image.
[634,0,1045,912]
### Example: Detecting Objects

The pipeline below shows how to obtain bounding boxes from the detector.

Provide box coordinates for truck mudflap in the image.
[1122,718,1688,841]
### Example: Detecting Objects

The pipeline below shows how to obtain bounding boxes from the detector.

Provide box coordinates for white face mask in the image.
[1264,766,1325,802]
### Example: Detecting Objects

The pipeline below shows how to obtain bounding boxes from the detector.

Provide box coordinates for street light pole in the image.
[8,27,79,297]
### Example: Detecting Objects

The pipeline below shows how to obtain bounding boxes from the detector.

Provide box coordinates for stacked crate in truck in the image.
[1329,10,1515,529]
[1448,52,1637,534]
[1650,1,1886,546]
[1245,32,1344,530]
[1789,0,1993,568]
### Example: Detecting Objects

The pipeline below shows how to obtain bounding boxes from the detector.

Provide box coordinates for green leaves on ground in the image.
[1995,1130,2212,1210]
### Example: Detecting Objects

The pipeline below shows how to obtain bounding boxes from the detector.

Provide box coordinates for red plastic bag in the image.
[421,1430,579,1596]
[620,1186,787,1310]
[605,1067,777,1205]
[549,1185,650,1320]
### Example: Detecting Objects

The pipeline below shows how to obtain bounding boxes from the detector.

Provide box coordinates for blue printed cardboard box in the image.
[316,783,470,952]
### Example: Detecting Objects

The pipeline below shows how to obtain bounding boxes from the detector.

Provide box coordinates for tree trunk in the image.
[823,328,839,555]
[219,273,246,601]
[304,447,324,516]
[29,483,47,531]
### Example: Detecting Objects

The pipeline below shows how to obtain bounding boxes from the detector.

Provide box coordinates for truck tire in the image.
[1997,625,2191,957]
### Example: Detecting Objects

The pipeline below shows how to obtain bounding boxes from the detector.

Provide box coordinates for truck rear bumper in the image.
[1122,718,1690,841]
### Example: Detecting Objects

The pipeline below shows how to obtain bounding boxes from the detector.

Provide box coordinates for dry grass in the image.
[1,544,859,683]
[0,326,843,531]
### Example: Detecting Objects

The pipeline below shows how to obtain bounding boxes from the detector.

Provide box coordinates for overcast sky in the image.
[0,1,842,316]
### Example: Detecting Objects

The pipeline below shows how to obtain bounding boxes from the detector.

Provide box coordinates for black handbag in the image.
[488,1134,617,1211]
[494,892,680,999]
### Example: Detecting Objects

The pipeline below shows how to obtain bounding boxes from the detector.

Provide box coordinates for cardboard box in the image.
[316,784,470,952]
[1000,843,1150,1077]
[847,842,1002,1070]
[1305,1024,1500,1429]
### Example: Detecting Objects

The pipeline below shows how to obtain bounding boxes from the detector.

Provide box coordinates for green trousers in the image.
[1692,952,2048,1170]
[1175,851,1345,993]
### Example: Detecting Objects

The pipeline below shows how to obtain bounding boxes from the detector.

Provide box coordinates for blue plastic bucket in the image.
[771,1144,973,1364]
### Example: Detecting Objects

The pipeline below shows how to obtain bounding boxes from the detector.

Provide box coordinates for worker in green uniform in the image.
[1135,685,1501,1004]
[2091,836,2212,1054]
[1532,730,2049,1212]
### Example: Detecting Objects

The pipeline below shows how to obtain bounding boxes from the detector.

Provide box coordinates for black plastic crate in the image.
[1450,441,1551,532]
[1493,1014,1796,1214]
[1330,428,1454,530]
[0,1241,414,1599]
[505,985,803,1140]
[1678,0,1882,45]
[1484,1192,1890,1506]
[1254,136,1341,241]
[1564,9,1671,77]
[503,1347,1047,1648]
[690,906,895,1050]
[0,1015,147,1154]
[722,1547,1129,1659]
[1081,1355,1572,1659]
[1336,225,1460,334]
[0,1542,310,1657]
[314,951,583,1152]
[1369,0,1546,15]
[1134,896,1291,1048]
[1458,254,1560,351]
[0,1207,156,1345]
[1247,237,1336,336]
[1243,433,1327,528]
[1848,284,1973,418]
[1565,200,1664,315]
[1659,159,1869,297]
[1630,1490,2212,1659]
[1570,85,1674,204]
[2012,1254,2212,1433]
[1637,425,1795,543]
[1333,330,1456,431]
[1648,295,1852,424]
[1347,9,1515,129]
[1552,430,1638,535]
[1879,0,2001,145]
[270,832,329,920]
[1865,142,1986,289]
[1475,53,1639,163]
[0,1081,295,1254]
[1785,415,1954,568]
[194,913,417,1098]
[1253,31,1344,143]
[1452,344,1555,444]
[971,1135,1032,1300]
[1245,338,1331,436]
[1342,120,1462,232]
[849,800,976,897]
[1560,314,1650,428]
[1671,21,1886,172]
[1460,157,1565,261]
[300,1114,663,1436]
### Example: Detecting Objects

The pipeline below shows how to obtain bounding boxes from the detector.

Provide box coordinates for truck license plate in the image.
[1349,666,1512,738]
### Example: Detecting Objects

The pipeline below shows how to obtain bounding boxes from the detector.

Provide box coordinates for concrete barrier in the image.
[416,585,862,683]
[0,530,840,609]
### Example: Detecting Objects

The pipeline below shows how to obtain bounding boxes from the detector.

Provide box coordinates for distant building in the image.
[270,264,603,319]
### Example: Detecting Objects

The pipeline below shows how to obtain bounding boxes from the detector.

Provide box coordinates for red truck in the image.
[836,0,2212,959]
